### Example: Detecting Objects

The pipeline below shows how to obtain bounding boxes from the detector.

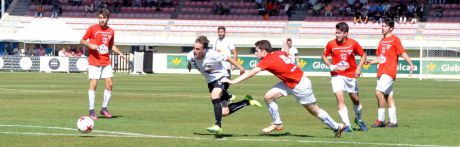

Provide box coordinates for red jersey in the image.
[257,51,304,89]
[323,38,365,78]
[82,24,115,66]
[376,35,405,79]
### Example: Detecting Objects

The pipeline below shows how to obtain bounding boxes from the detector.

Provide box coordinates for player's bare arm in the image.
[321,54,336,71]
[232,49,238,70]
[221,67,261,85]
[80,39,98,50]
[295,55,300,66]
[226,57,245,75]
[356,53,367,78]
[401,52,414,76]
[365,58,379,65]
[111,45,125,60]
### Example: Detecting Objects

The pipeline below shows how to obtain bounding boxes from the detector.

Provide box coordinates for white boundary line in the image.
[0,124,456,147]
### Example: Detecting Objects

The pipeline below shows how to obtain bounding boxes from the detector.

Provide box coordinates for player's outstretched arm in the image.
[221,67,261,85]
[226,57,245,75]
[365,58,379,65]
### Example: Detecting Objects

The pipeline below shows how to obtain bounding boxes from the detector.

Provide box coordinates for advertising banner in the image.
[423,60,460,75]
[167,55,420,74]
[69,57,88,72]
[40,57,69,72]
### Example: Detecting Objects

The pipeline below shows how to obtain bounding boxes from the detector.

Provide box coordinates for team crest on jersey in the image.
[385,44,392,50]
[346,50,353,55]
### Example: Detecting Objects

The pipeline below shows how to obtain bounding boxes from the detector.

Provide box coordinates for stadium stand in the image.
[1,0,459,46]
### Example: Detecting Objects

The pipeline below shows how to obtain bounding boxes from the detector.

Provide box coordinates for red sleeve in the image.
[394,37,405,55]
[323,41,332,56]
[82,26,93,40]
[257,58,271,70]
[353,40,365,56]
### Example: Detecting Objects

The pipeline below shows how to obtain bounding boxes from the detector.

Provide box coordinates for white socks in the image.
[317,109,339,130]
[338,107,351,126]
[88,90,95,110]
[377,107,397,123]
[89,89,112,110]
[388,107,397,124]
[353,104,362,121]
[267,101,282,125]
[102,89,112,108]
[378,108,385,122]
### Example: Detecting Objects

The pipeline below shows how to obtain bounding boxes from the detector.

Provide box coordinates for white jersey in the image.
[285,46,298,64]
[187,50,229,83]
[212,38,235,70]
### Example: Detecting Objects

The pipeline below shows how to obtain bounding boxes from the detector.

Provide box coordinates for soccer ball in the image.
[77,116,94,133]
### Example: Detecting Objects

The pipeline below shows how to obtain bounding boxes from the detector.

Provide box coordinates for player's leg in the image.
[88,79,98,120]
[261,82,286,133]
[346,77,368,131]
[349,93,368,131]
[224,84,262,116]
[87,65,101,120]
[331,76,352,131]
[206,82,224,134]
[303,103,345,138]
[372,74,393,127]
[100,65,114,118]
[295,76,345,137]
[386,89,397,127]
[372,90,387,128]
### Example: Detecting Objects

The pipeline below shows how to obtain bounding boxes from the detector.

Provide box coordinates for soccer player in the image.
[366,18,414,128]
[212,26,238,101]
[80,8,125,120]
[187,36,262,134]
[321,22,368,132]
[283,38,300,66]
[221,39,346,138]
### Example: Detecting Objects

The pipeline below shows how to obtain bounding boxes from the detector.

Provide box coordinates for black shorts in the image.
[207,77,231,101]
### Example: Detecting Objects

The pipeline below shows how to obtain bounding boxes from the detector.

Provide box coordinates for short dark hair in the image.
[255,40,273,53]
[217,26,226,31]
[336,22,349,33]
[383,18,395,29]
[98,8,110,18]
[287,38,292,42]
[195,35,209,49]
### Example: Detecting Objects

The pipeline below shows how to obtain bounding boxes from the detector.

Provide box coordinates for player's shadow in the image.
[193,132,314,139]
[260,132,315,138]
[193,132,241,138]
[79,135,96,138]
[98,115,124,119]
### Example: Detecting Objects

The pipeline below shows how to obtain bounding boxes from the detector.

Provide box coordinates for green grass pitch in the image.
[0,72,459,146]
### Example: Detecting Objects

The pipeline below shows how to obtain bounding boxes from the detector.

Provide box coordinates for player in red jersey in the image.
[221,39,346,138]
[366,18,414,128]
[322,22,368,132]
[80,8,125,120]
